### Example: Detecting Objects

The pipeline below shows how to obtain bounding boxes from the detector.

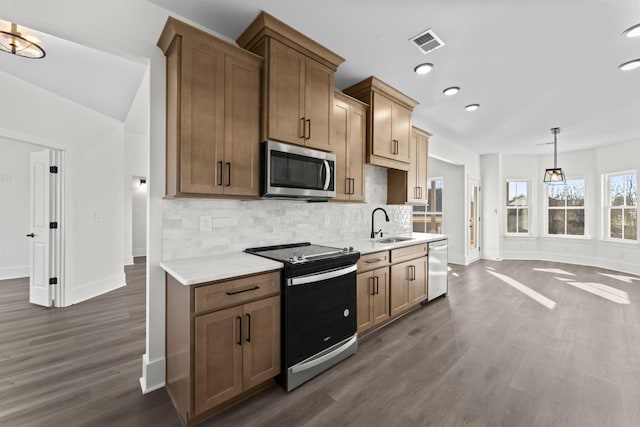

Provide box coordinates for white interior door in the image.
[29,150,53,307]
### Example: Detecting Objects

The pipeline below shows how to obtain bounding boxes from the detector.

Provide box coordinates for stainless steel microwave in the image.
[261,140,336,201]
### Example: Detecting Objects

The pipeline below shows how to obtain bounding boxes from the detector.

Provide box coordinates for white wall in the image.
[428,157,465,264]
[485,139,640,275]
[0,138,42,279]
[480,154,502,260]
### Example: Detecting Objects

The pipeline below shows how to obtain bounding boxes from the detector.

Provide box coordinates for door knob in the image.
[26,233,35,238]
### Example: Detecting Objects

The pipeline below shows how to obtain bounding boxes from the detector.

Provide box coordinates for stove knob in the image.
[342,247,348,253]
[349,246,354,252]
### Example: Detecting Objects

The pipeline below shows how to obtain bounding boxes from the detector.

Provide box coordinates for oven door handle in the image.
[290,334,358,374]
[288,264,357,286]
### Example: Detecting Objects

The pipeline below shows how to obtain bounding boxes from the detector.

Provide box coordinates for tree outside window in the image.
[506,181,528,233]
[547,178,585,236]
[607,172,637,241]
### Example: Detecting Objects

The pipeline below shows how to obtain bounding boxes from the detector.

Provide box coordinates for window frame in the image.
[425,177,443,234]
[603,170,637,243]
[543,176,588,239]
[505,179,531,236]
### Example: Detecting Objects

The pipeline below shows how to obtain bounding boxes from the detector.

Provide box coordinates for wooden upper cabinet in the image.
[388,126,431,204]
[237,11,344,152]
[158,17,262,198]
[343,76,418,171]
[333,91,367,202]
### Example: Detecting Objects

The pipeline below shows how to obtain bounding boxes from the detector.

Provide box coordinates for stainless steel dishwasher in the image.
[427,239,448,301]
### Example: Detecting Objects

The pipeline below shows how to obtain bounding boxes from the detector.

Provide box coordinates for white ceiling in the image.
[151,0,640,155]
[0,19,146,123]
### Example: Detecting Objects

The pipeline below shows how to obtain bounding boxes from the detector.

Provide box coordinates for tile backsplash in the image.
[162,165,412,260]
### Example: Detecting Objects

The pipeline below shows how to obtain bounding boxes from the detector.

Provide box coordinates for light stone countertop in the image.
[160,232,447,285]
[159,252,283,285]
[327,232,448,255]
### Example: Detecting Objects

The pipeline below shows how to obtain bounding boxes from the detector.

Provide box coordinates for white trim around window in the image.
[602,170,637,243]
[505,179,531,236]
[543,177,588,238]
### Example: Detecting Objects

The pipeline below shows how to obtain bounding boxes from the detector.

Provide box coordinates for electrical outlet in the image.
[94,213,102,222]
[200,215,213,232]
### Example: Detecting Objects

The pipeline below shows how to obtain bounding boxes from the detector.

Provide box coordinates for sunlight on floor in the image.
[533,268,576,276]
[486,270,556,309]
[597,273,640,284]
[558,279,630,304]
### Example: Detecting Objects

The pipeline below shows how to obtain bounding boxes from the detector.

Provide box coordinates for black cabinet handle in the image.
[226,285,260,296]
[375,276,379,295]
[370,276,375,296]
[26,233,35,238]
[225,162,231,187]
[300,118,306,138]
[217,161,223,186]
[236,316,242,346]
[306,119,311,140]
[246,313,251,342]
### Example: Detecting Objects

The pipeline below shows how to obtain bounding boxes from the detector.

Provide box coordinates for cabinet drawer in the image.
[391,243,428,264]
[357,251,390,272]
[195,271,280,314]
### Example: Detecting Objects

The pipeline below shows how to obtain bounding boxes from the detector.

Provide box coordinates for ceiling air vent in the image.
[409,28,445,55]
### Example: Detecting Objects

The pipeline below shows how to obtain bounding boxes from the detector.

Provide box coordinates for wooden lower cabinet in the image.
[166,271,280,426]
[356,267,389,335]
[390,256,428,317]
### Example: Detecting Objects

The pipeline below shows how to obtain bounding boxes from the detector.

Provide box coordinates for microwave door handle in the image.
[323,160,330,191]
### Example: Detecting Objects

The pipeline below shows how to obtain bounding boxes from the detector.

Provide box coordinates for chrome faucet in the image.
[370,207,390,239]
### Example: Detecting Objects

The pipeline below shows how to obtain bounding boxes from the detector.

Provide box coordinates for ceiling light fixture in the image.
[0,22,45,59]
[443,86,460,96]
[414,63,433,75]
[464,104,479,111]
[618,59,640,71]
[543,127,566,184]
[623,23,640,38]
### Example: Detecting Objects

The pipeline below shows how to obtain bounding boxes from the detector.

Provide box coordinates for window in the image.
[606,172,637,241]
[413,178,442,233]
[547,178,585,236]
[506,181,528,233]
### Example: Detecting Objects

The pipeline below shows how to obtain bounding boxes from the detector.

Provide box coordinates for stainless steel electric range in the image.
[245,242,360,391]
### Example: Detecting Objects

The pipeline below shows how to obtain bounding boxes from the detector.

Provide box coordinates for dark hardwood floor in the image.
[2,258,640,426]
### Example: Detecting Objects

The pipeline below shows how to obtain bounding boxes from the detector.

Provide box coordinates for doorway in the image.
[469,178,481,262]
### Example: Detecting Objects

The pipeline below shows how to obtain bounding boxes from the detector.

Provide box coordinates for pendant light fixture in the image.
[543,127,566,183]
[0,22,46,59]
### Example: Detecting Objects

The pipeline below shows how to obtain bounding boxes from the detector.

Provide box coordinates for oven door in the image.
[285,265,357,367]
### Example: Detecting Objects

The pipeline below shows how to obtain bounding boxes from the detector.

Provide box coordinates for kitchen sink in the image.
[375,236,415,244]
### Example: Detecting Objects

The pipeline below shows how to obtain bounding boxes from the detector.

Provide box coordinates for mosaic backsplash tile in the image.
[162,165,412,260]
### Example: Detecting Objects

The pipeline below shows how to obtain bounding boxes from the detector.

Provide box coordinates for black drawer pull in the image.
[365,258,384,264]
[246,313,251,342]
[226,285,260,296]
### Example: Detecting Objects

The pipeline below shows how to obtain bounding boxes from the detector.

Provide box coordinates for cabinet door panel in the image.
[268,39,305,145]
[406,131,419,203]
[333,98,350,201]
[180,39,224,194]
[224,54,261,196]
[371,92,394,160]
[243,296,281,389]
[409,257,428,304]
[392,103,411,163]
[194,305,243,414]
[372,267,389,326]
[415,133,428,202]
[305,58,333,151]
[348,105,366,201]
[356,271,374,335]
[390,261,411,317]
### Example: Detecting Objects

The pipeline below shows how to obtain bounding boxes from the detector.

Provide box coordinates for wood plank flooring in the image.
[2,259,640,426]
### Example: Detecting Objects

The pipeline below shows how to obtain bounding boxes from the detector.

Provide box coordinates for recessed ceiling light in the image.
[623,23,640,38]
[443,86,460,96]
[619,59,640,71]
[414,63,433,75]
[465,104,480,111]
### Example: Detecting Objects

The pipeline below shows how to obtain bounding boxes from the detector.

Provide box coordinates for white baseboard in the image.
[0,265,29,280]
[68,273,126,305]
[133,247,146,257]
[140,353,165,394]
